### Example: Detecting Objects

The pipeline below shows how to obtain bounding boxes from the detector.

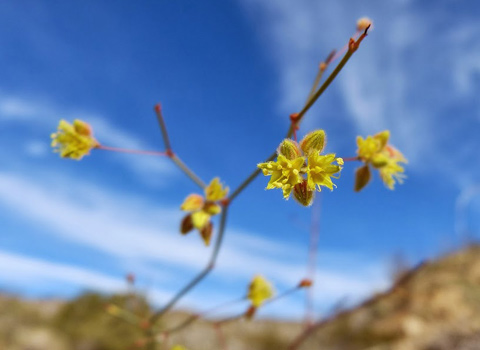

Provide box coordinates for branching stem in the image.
[150,205,229,325]
[170,153,207,189]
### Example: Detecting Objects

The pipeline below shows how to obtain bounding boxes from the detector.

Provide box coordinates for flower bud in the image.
[357,17,373,32]
[298,279,313,288]
[180,214,194,234]
[293,180,314,207]
[126,273,135,285]
[374,130,390,150]
[180,194,204,211]
[300,130,326,155]
[371,153,389,168]
[200,222,213,246]
[277,139,302,160]
[354,165,371,192]
[73,119,93,136]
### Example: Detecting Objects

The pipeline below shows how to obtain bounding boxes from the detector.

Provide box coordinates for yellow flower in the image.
[306,153,343,192]
[205,177,229,201]
[51,119,99,160]
[355,130,407,190]
[258,130,343,202]
[258,154,305,199]
[180,178,228,246]
[247,275,275,308]
[379,145,407,190]
[356,130,389,163]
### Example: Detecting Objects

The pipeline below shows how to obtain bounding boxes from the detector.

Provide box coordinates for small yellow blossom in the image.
[180,178,228,246]
[258,130,343,202]
[356,130,389,163]
[205,177,229,201]
[379,145,407,190]
[258,154,305,199]
[306,153,343,192]
[51,119,99,160]
[356,131,407,191]
[247,275,275,308]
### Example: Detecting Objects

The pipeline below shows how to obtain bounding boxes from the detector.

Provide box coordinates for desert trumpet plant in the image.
[48,18,407,349]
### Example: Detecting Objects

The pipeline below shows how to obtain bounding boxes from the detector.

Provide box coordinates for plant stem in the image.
[287,49,355,138]
[171,154,207,189]
[306,67,324,106]
[153,104,207,189]
[264,286,300,306]
[154,104,173,151]
[150,205,230,325]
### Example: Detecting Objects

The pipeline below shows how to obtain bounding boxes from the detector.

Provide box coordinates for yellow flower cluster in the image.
[180,178,228,246]
[356,130,407,191]
[51,119,99,160]
[257,130,343,206]
[247,275,275,308]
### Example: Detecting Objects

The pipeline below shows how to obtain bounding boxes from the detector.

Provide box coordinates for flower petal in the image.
[191,210,210,230]
[180,194,204,211]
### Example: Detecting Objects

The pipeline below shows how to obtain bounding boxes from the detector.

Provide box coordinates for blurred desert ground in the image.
[3,244,480,350]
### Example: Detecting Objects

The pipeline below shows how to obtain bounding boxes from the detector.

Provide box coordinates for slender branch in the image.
[305,67,324,106]
[264,286,300,306]
[288,52,353,137]
[170,153,207,189]
[305,50,336,105]
[96,145,167,157]
[150,205,230,325]
[154,104,173,151]
[289,26,370,137]
[152,104,207,189]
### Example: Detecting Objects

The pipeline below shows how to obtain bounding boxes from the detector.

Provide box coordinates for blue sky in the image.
[0,0,479,319]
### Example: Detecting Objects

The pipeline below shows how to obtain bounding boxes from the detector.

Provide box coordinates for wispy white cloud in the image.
[0,96,56,120]
[0,170,387,311]
[0,250,125,292]
[24,140,49,158]
[0,250,173,303]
